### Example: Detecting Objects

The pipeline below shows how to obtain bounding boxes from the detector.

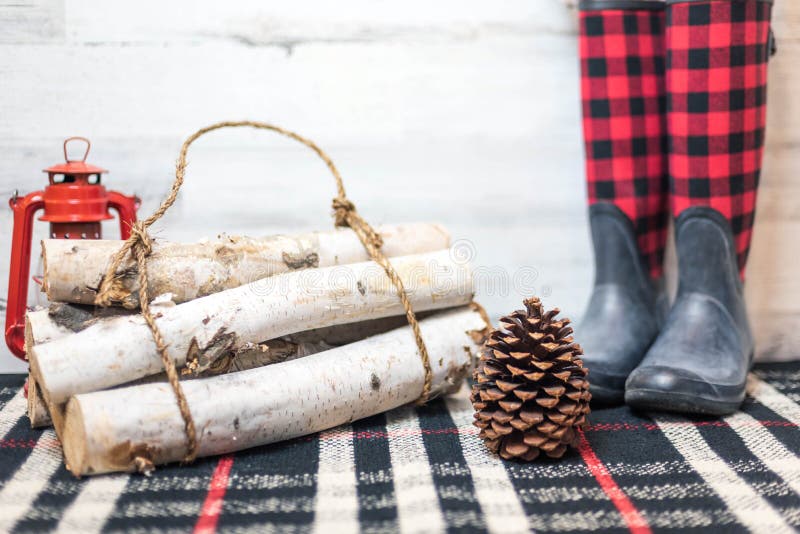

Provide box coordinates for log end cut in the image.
[62,398,90,476]
[63,397,157,477]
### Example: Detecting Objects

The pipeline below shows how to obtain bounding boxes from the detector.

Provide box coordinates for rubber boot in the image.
[626,207,753,415]
[577,203,666,404]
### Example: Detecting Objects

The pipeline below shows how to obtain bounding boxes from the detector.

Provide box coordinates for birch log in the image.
[24,303,427,428]
[61,307,486,476]
[31,249,473,405]
[42,222,450,308]
[25,304,131,428]
[26,379,51,428]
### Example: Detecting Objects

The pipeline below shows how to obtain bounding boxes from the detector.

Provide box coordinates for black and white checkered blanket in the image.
[1,363,799,533]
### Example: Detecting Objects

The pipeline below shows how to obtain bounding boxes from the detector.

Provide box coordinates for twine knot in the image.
[129,221,154,256]
[332,197,384,249]
[332,197,355,227]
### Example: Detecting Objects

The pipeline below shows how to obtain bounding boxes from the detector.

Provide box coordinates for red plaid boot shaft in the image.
[666,0,773,277]
[579,2,670,278]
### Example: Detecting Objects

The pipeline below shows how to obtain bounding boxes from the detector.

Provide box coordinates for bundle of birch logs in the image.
[26,223,488,476]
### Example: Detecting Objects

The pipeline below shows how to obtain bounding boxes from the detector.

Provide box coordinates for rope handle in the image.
[94,121,434,464]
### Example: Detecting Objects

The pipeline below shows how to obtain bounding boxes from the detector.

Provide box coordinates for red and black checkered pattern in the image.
[580,2,670,278]
[666,0,773,277]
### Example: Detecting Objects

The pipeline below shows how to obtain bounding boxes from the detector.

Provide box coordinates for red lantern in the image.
[5,137,140,359]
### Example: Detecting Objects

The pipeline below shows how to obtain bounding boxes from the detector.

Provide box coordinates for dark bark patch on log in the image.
[185,327,238,375]
[90,266,139,308]
[48,302,95,332]
[370,373,381,391]
[468,326,490,345]
[214,245,241,266]
[282,250,320,270]
[225,340,302,373]
[48,302,134,332]
[202,353,234,376]
[197,277,226,299]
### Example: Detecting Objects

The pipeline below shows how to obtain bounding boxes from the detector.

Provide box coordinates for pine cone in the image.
[471,297,591,461]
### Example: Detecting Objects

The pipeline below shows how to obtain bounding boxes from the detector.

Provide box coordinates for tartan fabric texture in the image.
[580,4,670,278]
[1,363,800,533]
[666,0,773,276]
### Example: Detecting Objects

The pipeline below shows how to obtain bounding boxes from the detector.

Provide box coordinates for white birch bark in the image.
[31,249,472,405]
[42,222,449,307]
[61,307,487,476]
[24,304,424,428]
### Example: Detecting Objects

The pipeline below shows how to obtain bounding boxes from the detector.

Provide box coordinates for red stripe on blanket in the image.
[194,455,234,534]
[578,429,652,534]
[0,437,59,449]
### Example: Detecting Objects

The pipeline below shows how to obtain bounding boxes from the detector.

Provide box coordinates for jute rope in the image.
[95,121,434,463]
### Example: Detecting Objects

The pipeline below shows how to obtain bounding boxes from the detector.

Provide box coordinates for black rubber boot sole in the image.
[625,388,744,416]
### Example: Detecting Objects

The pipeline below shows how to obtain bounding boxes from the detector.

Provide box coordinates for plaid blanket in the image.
[1,363,799,533]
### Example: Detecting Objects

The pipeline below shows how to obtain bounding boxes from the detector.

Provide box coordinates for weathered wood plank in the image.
[0,0,796,370]
[0,0,63,44]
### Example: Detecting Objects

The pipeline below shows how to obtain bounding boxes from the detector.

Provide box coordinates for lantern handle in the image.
[63,136,91,163]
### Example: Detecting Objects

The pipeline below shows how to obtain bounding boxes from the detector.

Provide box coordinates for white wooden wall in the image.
[0,0,797,372]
